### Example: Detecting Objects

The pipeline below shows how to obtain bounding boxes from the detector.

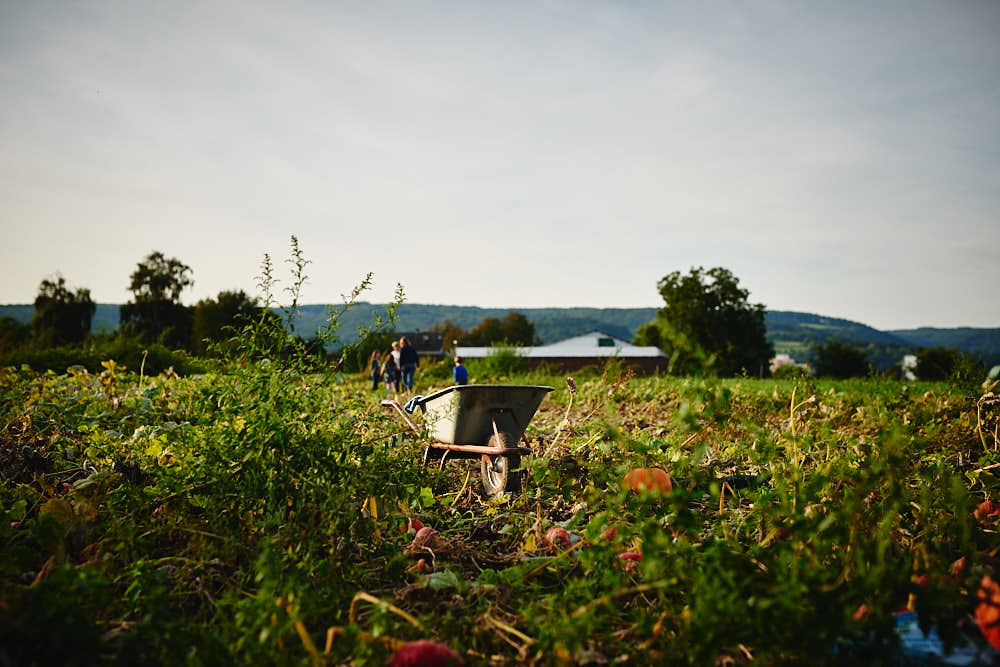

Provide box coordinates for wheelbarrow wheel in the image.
[481,433,522,497]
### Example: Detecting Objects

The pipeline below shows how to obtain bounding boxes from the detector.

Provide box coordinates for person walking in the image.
[399,336,419,390]
[381,350,399,394]
[453,356,468,385]
[368,350,381,391]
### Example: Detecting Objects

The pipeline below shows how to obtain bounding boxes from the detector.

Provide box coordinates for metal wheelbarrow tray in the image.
[381,384,553,496]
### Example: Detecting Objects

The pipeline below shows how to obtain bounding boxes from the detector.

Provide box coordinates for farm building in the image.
[396,331,445,358]
[455,330,667,375]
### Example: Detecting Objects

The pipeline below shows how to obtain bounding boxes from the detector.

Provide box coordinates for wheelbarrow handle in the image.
[380,399,422,435]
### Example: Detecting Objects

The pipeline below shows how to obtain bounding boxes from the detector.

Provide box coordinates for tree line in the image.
[632,265,990,383]
[432,312,536,348]
[0,252,267,373]
[806,338,987,385]
[1,249,543,374]
[2,255,991,385]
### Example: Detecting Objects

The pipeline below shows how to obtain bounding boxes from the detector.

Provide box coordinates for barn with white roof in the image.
[455,330,668,375]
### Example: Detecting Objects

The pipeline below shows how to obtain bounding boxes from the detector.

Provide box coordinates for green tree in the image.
[633,320,662,349]
[914,347,954,381]
[499,311,536,346]
[458,311,536,347]
[461,316,504,346]
[914,346,984,385]
[636,267,773,376]
[190,290,261,356]
[0,316,31,353]
[31,275,96,346]
[127,252,193,302]
[120,252,193,348]
[433,319,466,351]
[812,339,870,378]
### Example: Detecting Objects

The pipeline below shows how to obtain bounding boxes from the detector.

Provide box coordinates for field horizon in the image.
[3,303,999,368]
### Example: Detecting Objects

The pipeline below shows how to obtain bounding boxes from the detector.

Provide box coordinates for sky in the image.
[1,1,998,330]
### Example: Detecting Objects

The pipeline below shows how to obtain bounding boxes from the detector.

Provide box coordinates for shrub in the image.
[0,334,201,375]
[812,339,871,378]
[915,346,985,391]
[480,343,525,377]
[773,364,810,380]
[417,355,453,382]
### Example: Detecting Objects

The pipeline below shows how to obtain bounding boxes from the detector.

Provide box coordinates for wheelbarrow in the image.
[381,384,553,496]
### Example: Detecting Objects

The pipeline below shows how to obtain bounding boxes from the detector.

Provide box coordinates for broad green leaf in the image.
[418,487,436,508]
[8,499,27,521]
[427,569,461,591]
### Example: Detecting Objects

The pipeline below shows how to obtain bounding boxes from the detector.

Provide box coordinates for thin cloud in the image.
[0,2,997,328]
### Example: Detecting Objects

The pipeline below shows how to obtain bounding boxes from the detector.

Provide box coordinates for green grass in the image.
[1,352,998,664]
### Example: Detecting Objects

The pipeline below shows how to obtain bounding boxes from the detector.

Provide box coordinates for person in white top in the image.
[390,341,402,392]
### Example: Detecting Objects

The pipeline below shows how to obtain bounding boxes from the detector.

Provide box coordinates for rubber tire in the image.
[481,433,522,497]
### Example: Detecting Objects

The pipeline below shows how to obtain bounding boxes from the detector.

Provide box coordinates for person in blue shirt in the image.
[453,356,468,385]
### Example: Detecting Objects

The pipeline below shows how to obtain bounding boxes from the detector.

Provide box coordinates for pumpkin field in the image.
[2,344,1000,664]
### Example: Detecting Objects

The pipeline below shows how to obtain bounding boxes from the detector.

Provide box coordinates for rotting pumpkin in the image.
[976,574,1000,651]
[622,468,672,494]
[388,640,463,666]
[544,526,572,553]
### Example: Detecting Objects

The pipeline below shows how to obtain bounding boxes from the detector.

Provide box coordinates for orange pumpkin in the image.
[622,468,672,494]
[976,574,1000,651]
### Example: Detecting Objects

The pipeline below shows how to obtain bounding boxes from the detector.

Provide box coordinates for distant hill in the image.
[3,303,997,368]
[92,304,120,333]
[765,311,908,346]
[765,311,910,369]
[889,328,1000,365]
[0,302,656,345]
[1,303,123,334]
[288,303,658,346]
[765,312,1000,369]
[0,305,33,325]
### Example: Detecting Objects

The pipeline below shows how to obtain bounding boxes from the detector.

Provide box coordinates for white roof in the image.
[456,330,666,359]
